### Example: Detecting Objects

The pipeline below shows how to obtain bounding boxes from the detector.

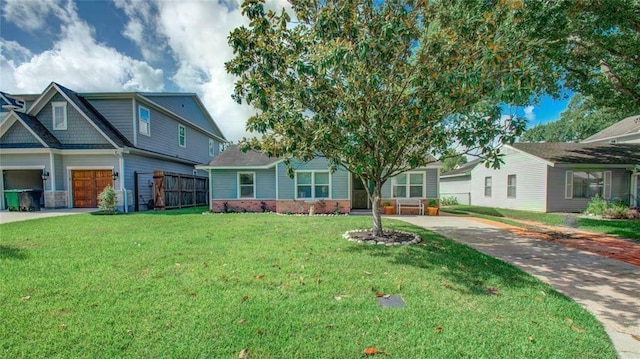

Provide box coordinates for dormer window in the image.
[52,102,67,130]
[139,106,150,136]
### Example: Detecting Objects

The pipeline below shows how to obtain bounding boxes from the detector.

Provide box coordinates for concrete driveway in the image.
[393,215,640,359]
[0,208,95,224]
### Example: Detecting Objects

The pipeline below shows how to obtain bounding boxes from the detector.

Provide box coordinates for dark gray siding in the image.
[53,153,63,191]
[142,95,223,138]
[1,121,41,145]
[210,169,277,199]
[135,102,217,164]
[87,98,134,143]
[34,93,111,145]
[426,168,439,198]
[276,158,349,200]
[547,167,632,212]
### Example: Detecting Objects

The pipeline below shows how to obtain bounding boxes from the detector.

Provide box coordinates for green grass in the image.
[444,205,640,240]
[1,208,615,358]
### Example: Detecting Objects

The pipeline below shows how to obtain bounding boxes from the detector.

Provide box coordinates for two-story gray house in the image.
[0,82,227,212]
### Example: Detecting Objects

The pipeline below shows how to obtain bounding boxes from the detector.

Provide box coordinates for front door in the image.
[72,170,113,208]
[351,175,369,209]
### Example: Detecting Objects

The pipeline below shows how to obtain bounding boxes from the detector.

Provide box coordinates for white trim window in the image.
[507,174,516,198]
[209,139,216,157]
[139,106,150,136]
[52,102,67,130]
[392,172,424,198]
[568,170,609,199]
[178,124,186,147]
[238,172,256,199]
[484,176,492,197]
[295,171,330,199]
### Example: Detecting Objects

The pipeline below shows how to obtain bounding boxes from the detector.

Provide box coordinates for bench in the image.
[396,198,424,215]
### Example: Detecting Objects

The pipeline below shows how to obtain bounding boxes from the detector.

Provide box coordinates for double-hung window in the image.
[139,106,150,136]
[392,172,424,198]
[178,124,186,147]
[295,171,330,199]
[238,172,255,198]
[52,102,67,130]
[484,177,492,197]
[507,175,516,198]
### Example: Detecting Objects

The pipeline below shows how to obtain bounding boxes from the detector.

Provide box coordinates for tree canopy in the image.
[520,94,635,143]
[441,149,468,173]
[225,0,634,235]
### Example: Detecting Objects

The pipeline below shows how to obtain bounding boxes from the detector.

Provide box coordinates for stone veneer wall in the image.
[44,191,67,208]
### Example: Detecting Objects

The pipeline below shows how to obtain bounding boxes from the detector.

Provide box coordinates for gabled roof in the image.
[0,91,25,110]
[14,112,62,148]
[199,145,282,169]
[582,115,640,143]
[440,158,482,178]
[510,142,640,166]
[55,83,133,148]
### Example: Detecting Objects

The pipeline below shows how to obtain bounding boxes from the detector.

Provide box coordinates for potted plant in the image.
[427,199,439,216]
[382,200,394,215]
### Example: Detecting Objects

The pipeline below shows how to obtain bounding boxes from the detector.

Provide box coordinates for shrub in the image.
[606,202,629,219]
[440,196,459,206]
[585,195,608,216]
[98,185,117,214]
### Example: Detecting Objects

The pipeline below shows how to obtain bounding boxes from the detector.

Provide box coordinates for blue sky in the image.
[0,0,569,141]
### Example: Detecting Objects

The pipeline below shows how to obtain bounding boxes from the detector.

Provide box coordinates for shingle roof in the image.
[440,158,482,177]
[55,83,133,148]
[205,145,281,167]
[0,91,25,109]
[511,142,640,165]
[582,115,640,143]
[14,112,62,148]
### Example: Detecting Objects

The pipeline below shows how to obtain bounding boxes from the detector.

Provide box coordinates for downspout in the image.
[114,149,128,213]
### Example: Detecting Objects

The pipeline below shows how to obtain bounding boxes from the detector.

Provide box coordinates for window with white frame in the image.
[52,102,67,130]
[295,171,330,199]
[484,176,492,197]
[392,172,424,198]
[238,172,255,198]
[139,106,150,136]
[178,124,186,147]
[566,171,611,199]
[209,139,216,157]
[507,174,516,198]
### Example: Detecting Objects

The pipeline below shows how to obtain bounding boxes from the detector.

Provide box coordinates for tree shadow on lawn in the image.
[343,223,553,298]
[0,245,28,260]
[577,217,640,241]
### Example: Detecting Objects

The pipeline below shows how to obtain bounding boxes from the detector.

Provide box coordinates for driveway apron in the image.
[394,215,640,359]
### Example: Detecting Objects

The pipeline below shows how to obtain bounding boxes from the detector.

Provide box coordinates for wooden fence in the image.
[153,171,208,210]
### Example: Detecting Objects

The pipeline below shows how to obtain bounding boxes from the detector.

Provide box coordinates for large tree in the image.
[521,94,636,143]
[226,0,558,235]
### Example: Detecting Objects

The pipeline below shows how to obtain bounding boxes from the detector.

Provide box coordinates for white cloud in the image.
[523,105,535,121]
[0,0,164,94]
[1,0,62,31]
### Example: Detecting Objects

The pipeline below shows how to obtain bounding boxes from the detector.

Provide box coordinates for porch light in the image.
[41,171,50,181]
[112,171,119,181]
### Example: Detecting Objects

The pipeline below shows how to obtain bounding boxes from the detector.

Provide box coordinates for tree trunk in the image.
[371,182,383,236]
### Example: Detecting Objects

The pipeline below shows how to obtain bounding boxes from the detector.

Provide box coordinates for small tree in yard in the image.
[226,0,558,236]
[98,185,117,214]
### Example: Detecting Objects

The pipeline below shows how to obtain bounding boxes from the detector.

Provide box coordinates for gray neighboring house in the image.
[0,82,227,211]
[439,115,640,212]
[197,145,442,214]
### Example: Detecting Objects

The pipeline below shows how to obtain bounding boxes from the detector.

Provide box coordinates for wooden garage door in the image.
[72,170,113,208]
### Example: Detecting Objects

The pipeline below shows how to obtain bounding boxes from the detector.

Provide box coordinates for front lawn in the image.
[443,205,640,241]
[1,209,614,358]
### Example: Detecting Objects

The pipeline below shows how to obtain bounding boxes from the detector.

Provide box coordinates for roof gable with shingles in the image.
[582,115,640,143]
[440,158,482,177]
[0,111,61,148]
[510,142,640,166]
[204,145,281,168]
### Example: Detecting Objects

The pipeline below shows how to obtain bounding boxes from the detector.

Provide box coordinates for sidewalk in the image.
[394,215,640,359]
[0,208,95,224]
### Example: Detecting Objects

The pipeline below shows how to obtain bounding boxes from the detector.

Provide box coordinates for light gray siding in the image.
[440,176,472,205]
[276,158,350,200]
[470,149,548,212]
[34,93,111,145]
[547,167,632,212]
[135,102,216,164]
[211,169,276,199]
[0,153,48,167]
[53,153,63,190]
[87,98,134,143]
[1,121,41,145]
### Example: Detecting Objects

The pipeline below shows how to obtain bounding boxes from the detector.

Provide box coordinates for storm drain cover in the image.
[377,295,405,308]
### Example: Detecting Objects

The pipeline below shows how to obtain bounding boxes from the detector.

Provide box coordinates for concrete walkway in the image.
[0,208,95,224]
[394,215,640,359]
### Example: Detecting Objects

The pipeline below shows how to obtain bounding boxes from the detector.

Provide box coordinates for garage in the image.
[2,170,44,210]
[72,170,113,208]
